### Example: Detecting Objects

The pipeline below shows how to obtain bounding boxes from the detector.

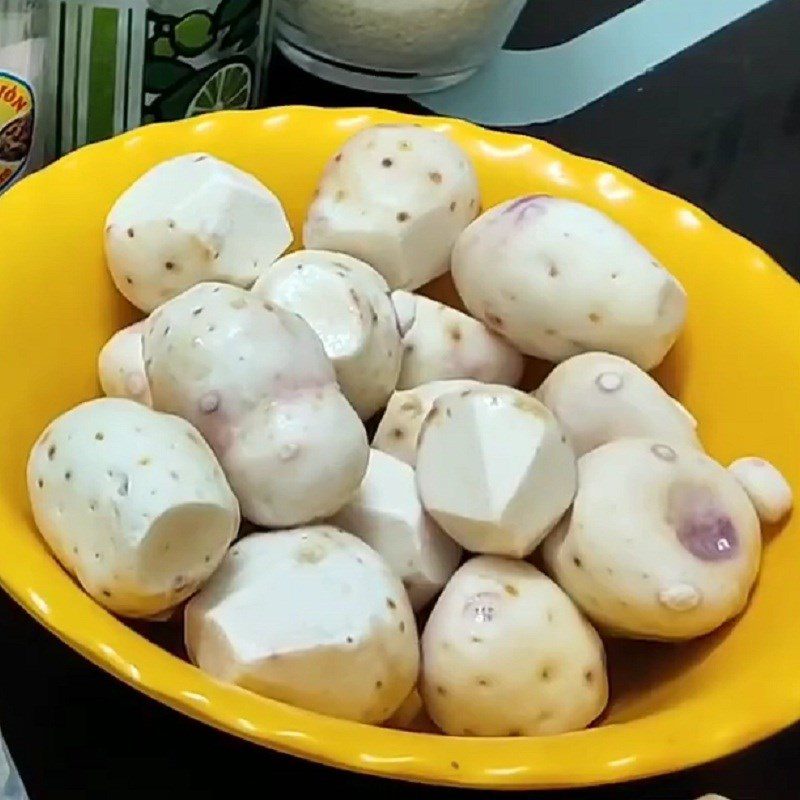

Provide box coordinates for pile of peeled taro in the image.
[28,125,793,737]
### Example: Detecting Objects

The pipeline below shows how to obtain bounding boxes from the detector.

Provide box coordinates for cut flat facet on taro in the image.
[105,154,292,312]
[452,196,687,369]
[329,449,462,610]
[27,398,239,618]
[373,379,484,468]
[252,250,402,419]
[421,556,608,736]
[185,527,419,724]
[542,437,761,641]
[304,125,480,291]
[416,387,576,558]
[535,352,700,456]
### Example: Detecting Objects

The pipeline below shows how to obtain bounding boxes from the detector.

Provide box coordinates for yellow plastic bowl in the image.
[0,106,798,789]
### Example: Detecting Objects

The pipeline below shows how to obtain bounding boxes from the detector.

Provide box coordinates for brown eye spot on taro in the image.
[382,157,393,167]
[165,261,175,271]
[396,211,410,223]
[504,584,519,597]
[588,312,602,324]
[449,326,462,342]
[669,482,740,561]
[391,427,404,440]
[127,228,134,238]
[463,591,501,623]
[429,171,443,184]
[548,262,559,278]
[386,597,397,610]
[486,311,503,328]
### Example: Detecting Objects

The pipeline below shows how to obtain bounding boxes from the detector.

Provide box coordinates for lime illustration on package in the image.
[0,71,34,191]
[50,0,269,157]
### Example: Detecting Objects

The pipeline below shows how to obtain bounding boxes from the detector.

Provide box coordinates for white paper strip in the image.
[414,0,775,125]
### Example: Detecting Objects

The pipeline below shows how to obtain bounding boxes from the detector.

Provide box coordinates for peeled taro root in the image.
[185,527,419,724]
[303,125,480,291]
[27,398,239,618]
[535,352,700,456]
[252,250,401,419]
[391,291,524,391]
[421,556,608,737]
[416,386,576,558]
[373,379,484,468]
[329,449,462,610]
[105,154,292,312]
[729,457,793,524]
[98,321,152,406]
[451,196,688,370]
[143,282,369,527]
[542,437,761,641]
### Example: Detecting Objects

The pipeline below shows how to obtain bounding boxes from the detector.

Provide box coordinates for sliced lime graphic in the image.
[152,36,175,58]
[174,11,215,56]
[186,61,252,117]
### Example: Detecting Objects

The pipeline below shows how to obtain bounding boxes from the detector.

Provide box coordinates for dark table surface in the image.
[3,1,800,798]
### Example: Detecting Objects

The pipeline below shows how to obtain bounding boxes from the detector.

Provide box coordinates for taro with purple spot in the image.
[669,483,740,562]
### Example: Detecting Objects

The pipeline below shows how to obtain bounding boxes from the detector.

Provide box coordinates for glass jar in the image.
[275,0,528,93]
[48,0,276,158]
[0,0,48,193]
